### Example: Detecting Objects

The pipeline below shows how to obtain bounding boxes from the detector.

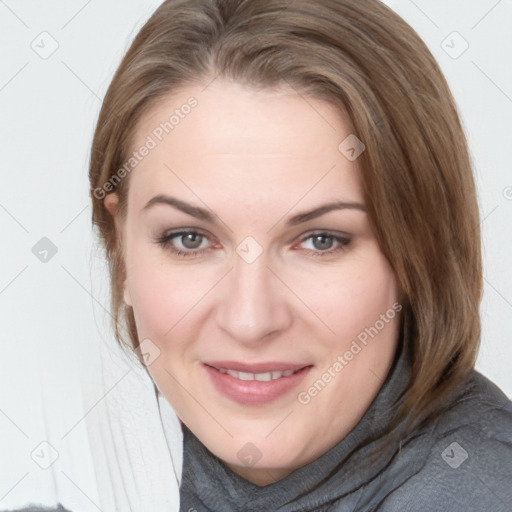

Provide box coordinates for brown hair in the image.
[89,0,482,450]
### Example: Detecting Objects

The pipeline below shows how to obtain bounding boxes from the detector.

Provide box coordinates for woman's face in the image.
[105,79,401,485]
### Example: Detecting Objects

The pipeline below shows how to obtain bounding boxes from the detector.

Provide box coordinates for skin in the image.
[104,79,401,486]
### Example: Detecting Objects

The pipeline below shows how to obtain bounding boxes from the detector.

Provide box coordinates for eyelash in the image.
[154,229,351,259]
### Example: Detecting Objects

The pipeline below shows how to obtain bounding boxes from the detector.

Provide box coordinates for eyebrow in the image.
[141,194,366,226]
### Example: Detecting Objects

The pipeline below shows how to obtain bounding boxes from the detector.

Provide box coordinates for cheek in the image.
[126,255,200,341]
[300,252,398,342]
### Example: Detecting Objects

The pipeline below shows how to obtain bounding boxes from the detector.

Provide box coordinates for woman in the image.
[87,0,511,510]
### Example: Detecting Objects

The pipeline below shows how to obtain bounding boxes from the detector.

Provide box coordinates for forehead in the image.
[127,80,364,212]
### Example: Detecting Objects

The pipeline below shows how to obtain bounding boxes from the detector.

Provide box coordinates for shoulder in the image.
[4,504,72,512]
[379,370,512,511]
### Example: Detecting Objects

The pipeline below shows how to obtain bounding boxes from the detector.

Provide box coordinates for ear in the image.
[104,192,119,218]
[104,193,132,307]
[104,192,124,239]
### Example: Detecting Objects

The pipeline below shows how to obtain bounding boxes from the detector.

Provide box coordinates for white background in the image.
[0,0,511,509]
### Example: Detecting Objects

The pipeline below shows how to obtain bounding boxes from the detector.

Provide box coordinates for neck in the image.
[224,461,294,486]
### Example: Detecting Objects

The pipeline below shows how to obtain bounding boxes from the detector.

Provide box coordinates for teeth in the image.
[255,372,272,381]
[238,371,254,381]
[220,368,299,381]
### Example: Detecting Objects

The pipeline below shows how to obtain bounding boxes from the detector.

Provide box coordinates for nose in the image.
[215,249,293,346]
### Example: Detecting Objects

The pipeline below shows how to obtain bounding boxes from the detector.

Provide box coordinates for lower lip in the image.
[203,364,313,405]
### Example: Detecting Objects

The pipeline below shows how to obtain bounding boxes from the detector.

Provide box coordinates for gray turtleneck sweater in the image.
[179,342,512,511]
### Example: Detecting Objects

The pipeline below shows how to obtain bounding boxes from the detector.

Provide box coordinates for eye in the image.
[297,232,351,257]
[177,232,205,249]
[154,229,351,259]
[154,229,211,258]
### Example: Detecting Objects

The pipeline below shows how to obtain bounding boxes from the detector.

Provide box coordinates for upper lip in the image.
[203,361,311,373]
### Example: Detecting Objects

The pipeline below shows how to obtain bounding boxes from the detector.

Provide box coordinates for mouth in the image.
[202,361,313,405]
[216,367,299,380]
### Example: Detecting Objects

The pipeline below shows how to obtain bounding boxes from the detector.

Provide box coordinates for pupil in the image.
[182,233,202,249]
[313,235,333,251]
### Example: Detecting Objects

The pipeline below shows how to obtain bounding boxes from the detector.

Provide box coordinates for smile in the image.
[217,368,298,381]
[202,361,313,405]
